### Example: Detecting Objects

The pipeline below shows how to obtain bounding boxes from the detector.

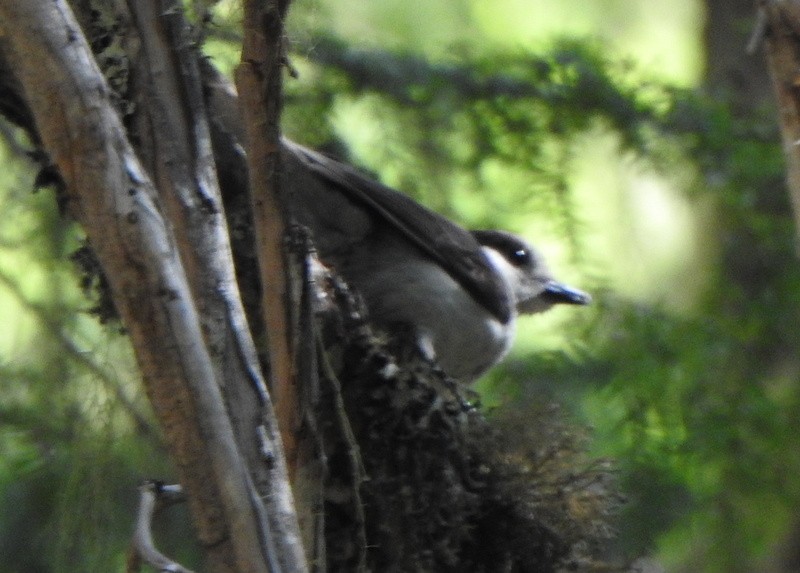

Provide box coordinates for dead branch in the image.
[128,482,194,573]
[234,1,299,472]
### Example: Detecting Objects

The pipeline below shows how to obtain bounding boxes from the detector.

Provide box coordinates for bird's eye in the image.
[510,248,530,266]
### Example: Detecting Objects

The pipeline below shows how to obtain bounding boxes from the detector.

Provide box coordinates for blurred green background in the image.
[2,0,797,570]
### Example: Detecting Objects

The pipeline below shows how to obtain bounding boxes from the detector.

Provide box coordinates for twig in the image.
[127,482,194,573]
[316,331,368,572]
[746,2,769,55]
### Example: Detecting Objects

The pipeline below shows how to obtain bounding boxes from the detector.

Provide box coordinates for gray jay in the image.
[281,140,590,382]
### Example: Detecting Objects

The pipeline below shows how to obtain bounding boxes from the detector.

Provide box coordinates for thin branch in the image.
[316,331,367,572]
[235,1,300,472]
[127,482,195,573]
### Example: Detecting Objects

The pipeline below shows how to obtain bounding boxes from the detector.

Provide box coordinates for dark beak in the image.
[541,281,591,305]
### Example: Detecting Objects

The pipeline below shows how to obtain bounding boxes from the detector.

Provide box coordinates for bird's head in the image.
[473,230,591,315]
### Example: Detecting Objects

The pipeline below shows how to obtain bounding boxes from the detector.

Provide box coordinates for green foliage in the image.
[471,70,799,569]
[0,134,193,571]
[269,16,799,572]
[0,1,796,571]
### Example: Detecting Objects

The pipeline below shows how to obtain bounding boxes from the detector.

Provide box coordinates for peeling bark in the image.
[0,1,304,571]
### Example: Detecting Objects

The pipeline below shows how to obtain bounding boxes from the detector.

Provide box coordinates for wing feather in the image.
[283,139,512,322]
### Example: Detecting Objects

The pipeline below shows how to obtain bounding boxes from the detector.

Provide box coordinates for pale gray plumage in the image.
[281,140,590,382]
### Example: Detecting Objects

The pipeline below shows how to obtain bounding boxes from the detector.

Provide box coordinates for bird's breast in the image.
[345,256,516,382]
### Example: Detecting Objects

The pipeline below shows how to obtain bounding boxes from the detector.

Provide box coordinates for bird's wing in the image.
[283,139,512,322]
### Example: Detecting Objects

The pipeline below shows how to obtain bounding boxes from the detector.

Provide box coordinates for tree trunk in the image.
[0,1,305,571]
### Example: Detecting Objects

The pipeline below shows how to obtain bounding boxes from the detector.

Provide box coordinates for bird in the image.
[281,139,590,382]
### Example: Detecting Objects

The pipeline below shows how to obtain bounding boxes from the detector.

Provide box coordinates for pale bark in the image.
[234,1,321,565]
[0,1,305,571]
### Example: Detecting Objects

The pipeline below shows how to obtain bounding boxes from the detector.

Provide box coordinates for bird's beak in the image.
[541,281,591,305]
